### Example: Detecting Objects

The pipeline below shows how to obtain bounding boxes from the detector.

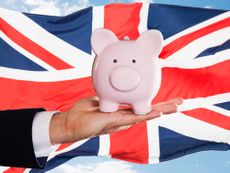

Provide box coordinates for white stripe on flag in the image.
[91,6,104,60]
[147,119,160,163]
[98,134,111,157]
[138,3,149,34]
[92,6,104,31]
[0,66,91,82]
[206,105,230,117]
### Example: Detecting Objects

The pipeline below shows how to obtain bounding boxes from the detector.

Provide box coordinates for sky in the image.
[0,0,229,173]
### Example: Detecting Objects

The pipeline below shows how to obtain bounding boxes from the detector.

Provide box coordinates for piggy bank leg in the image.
[99,99,119,113]
[132,102,152,115]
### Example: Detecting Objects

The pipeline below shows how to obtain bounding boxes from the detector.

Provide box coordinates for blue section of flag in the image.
[0,38,46,71]
[159,127,230,162]
[24,7,93,54]
[147,4,225,39]
[195,40,230,58]
[30,137,99,173]
[215,101,230,111]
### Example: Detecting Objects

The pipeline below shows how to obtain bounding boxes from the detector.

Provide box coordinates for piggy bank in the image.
[91,28,163,114]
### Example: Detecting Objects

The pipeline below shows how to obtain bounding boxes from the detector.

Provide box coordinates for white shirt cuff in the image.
[32,111,59,157]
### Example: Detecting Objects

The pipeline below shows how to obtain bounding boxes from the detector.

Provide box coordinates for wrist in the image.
[49,111,70,145]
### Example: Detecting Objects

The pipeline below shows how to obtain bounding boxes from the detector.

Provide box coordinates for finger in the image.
[152,97,183,108]
[167,97,183,105]
[152,103,177,114]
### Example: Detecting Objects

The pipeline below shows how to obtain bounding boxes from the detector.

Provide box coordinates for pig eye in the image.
[132,59,136,63]
[113,59,117,63]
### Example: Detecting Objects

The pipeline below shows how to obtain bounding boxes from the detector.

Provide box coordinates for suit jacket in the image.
[0,109,47,168]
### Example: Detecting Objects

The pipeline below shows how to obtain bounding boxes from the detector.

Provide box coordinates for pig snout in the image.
[109,67,141,92]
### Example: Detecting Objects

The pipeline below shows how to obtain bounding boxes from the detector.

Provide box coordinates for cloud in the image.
[56,161,137,173]
[23,0,90,16]
[0,0,90,16]
[226,161,230,165]
[204,5,212,9]
[61,0,89,15]
[1,0,154,16]
[23,0,61,16]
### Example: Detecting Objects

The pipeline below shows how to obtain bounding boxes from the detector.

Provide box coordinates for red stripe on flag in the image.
[104,3,142,40]
[110,123,149,164]
[159,17,230,59]
[152,60,230,104]
[0,18,74,70]
[104,3,150,164]
[0,77,95,111]
[4,168,25,173]
[183,108,230,130]
[56,143,73,151]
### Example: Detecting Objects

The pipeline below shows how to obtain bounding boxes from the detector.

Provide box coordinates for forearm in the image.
[49,111,71,145]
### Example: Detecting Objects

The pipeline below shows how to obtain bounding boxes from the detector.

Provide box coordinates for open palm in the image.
[50,97,183,144]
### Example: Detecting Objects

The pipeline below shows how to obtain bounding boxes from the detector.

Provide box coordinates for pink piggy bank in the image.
[91,28,163,114]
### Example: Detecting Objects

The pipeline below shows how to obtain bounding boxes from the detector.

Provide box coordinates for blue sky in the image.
[0,0,229,173]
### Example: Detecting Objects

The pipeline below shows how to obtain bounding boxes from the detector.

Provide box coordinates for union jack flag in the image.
[0,3,229,173]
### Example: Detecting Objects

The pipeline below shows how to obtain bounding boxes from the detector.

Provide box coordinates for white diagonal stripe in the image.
[0,66,91,81]
[206,105,230,117]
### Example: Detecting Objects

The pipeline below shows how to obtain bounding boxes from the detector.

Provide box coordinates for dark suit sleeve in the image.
[0,108,48,168]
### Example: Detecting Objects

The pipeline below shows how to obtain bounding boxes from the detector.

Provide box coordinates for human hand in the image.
[50,97,182,145]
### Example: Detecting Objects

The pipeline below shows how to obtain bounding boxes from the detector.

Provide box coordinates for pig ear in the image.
[91,28,118,55]
[137,30,164,57]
